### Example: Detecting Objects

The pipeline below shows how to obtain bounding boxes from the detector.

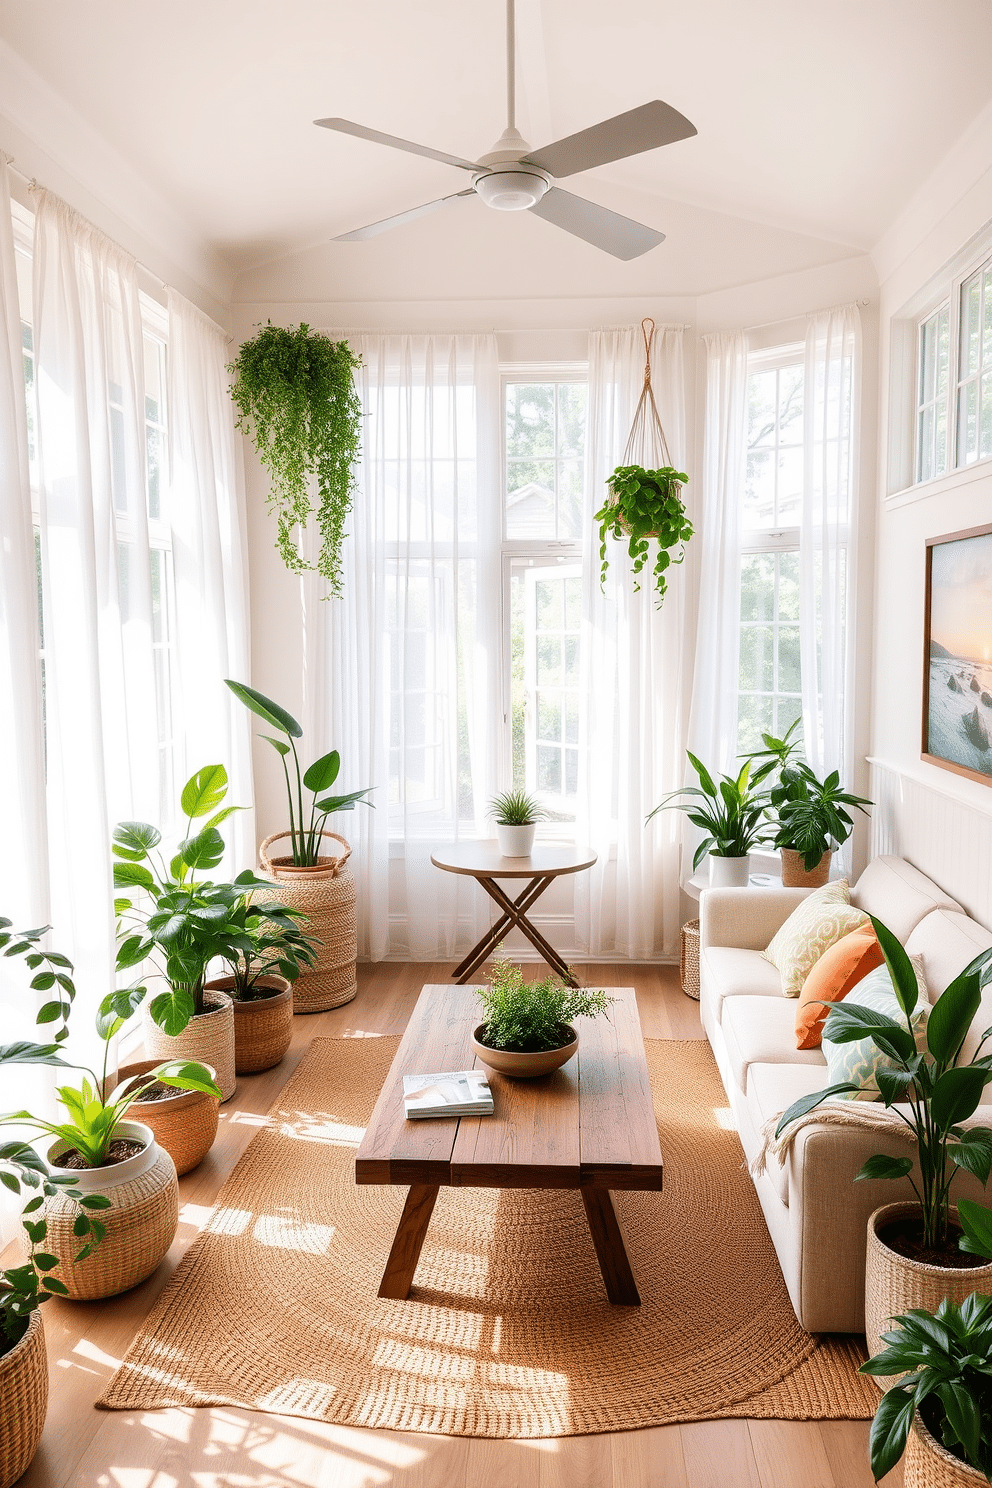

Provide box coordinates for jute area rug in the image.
[99,1036,877,1438]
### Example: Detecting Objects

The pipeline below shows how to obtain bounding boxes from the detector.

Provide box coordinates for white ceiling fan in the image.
[315,0,696,261]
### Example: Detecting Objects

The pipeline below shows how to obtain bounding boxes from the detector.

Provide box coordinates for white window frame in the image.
[499,363,587,835]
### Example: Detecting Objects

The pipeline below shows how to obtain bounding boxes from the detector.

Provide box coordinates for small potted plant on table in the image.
[225,680,372,1012]
[648,751,771,887]
[471,958,614,1078]
[488,789,547,857]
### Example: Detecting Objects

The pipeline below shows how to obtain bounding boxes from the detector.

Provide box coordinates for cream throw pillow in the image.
[762,880,870,997]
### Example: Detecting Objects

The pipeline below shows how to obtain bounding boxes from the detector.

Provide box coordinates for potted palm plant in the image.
[593,463,693,606]
[205,893,319,1073]
[775,914,992,1364]
[647,751,771,886]
[112,762,286,1099]
[224,680,372,1011]
[488,789,547,857]
[742,721,872,886]
[471,958,614,1078]
[861,1293,992,1484]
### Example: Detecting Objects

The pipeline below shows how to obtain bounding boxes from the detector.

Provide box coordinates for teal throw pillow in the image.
[822,956,929,1101]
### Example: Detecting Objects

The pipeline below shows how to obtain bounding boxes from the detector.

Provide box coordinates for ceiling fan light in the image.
[474,169,550,212]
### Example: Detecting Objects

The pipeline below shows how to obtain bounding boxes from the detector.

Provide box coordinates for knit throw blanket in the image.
[751,1099,913,1178]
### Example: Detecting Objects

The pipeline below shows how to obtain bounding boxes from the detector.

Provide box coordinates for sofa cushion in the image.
[745,1062,832,1205]
[700,946,785,1025]
[851,855,962,943]
[823,957,929,1099]
[795,923,884,1049]
[763,880,869,997]
[722,995,826,1096]
[905,909,992,1025]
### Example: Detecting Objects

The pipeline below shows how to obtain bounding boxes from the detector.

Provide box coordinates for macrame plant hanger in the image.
[619,317,673,480]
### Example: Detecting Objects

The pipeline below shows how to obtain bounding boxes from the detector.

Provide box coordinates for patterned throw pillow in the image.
[822,957,930,1101]
[794,923,884,1049]
[762,880,869,997]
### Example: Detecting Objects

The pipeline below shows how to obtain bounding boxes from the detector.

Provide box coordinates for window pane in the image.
[737,693,773,754]
[959,379,979,465]
[506,460,556,538]
[778,626,801,693]
[778,552,800,621]
[740,554,775,622]
[962,274,981,378]
[537,635,562,685]
[739,625,773,692]
[558,458,583,538]
[557,383,587,458]
[537,745,561,793]
[536,579,562,631]
[743,449,774,528]
[505,383,555,458]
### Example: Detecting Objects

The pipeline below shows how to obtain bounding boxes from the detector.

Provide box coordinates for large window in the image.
[911,249,992,486]
[502,373,587,824]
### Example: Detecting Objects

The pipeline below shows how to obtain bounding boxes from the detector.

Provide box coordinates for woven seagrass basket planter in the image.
[680,918,701,1001]
[0,1308,47,1488]
[257,831,357,1012]
[205,974,293,1074]
[905,1415,988,1486]
[780,848,832,888]
[114,1059,220,1176]
[865,1202,992,1381]
[142,989,236,1102]
[43,1121,178,1300]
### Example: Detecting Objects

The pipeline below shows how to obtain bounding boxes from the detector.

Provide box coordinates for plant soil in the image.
[878,1215,988,1269]
[918,1394,984,1474]
[477,1022,576,1055]
[130,1081,182,1103]
[53,1138,145,1169]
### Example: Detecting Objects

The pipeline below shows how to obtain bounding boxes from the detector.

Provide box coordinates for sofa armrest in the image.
[700,886,811,952]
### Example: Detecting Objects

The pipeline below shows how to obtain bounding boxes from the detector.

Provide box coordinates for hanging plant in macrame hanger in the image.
[593,318,693,607]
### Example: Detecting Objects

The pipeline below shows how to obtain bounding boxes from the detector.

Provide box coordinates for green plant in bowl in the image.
[477,959,613,1054]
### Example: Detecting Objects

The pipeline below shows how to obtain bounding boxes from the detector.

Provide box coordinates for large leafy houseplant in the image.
[776,914,992,1253]
[225,680,373,868]
[216,892,320,1001]
[112,763,288,1033]
[743,720,872,871]
[593,463,693,606]
[228,322,362,597]
[861,1294,992,1482]
[0,923,110,1352]
[647,752,771,868]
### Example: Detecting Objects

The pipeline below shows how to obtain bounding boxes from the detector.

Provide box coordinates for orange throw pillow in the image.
[795,924,884,1049]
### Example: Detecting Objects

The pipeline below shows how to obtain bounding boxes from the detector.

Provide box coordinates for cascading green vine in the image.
[593,463,693,607]
[228,322,363,597]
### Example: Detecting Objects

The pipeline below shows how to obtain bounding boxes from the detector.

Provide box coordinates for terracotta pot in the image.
[865,1201,992,1382]
[142,989,236,1102]
[257,831,357,1012]
[0,1308,47,1488]
[905,1414,988,1486]
[205,974,293,1074]
[708,854,750,887]
[470,1023,578,1079]
[113,1058,219,1175]
[43,1120,178,1300]
[495,823,536,857]
[780,847,832,888]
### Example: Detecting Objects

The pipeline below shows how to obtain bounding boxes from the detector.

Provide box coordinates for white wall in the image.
[869,106,992,927]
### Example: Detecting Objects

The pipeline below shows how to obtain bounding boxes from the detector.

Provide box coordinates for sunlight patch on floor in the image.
[252,1214,336,1254]
[203,1205,253,1236]
[227,1110,273,1127]
[70,1336,122,1370]
[713,1106,737,1130]
[275,1109,366,1146]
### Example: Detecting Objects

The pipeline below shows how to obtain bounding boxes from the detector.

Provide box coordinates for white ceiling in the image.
[1,0,991,296]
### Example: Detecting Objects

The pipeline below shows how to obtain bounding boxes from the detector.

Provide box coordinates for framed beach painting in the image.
[922,522,992,785]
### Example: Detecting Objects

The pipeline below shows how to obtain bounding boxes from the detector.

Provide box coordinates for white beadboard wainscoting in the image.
[869,759,992,930]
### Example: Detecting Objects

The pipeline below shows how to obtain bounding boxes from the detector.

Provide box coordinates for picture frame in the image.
[922,522,992,786]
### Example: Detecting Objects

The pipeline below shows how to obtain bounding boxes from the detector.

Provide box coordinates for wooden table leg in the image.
[377,1184,440,1300]
[474,875,576,983]
[452,875,555,983]
[581,1188,641,1305]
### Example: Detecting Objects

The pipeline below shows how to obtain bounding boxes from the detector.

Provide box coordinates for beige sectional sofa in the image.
[699,855,992,1333]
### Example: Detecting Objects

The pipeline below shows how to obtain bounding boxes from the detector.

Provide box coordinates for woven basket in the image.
[113,1059,220,1176]
[142,989,236,1102]
[43,1121,178,1300]
[905,1416,988,1486]
[865,1202,992,1380]
[205,975,293,1074]
[257,831,357,1012]
[0,1308,47,1488]
[780,848,832,888]
[680,919,701,1001]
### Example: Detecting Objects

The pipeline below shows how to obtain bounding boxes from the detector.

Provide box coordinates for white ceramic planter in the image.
[496,823,536,857]
[43,1120,179,1299]
[708,854,750,887]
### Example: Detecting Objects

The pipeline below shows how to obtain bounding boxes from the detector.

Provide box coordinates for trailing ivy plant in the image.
[228,322,363,597]
[593,464,693,607]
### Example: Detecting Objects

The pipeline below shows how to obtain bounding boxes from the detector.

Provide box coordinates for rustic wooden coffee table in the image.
[355,982,662,1305]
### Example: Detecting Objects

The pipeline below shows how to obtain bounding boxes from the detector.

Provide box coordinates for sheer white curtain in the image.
[575,326,689,959]
[304,333,501,959]
[685,332,748,787]
[167,290,253,867]
[0,158,47,929]
[801,305,860,788]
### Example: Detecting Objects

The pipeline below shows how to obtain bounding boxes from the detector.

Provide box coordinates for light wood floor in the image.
[10,962,902,1488]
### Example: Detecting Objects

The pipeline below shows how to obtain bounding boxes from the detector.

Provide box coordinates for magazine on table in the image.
[402,1069,494,1119]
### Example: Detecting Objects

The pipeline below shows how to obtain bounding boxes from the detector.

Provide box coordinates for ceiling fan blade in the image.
[528,188,664,261]
[315,118,479,173]
[522,100,696,179]
[333,190,474,242]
